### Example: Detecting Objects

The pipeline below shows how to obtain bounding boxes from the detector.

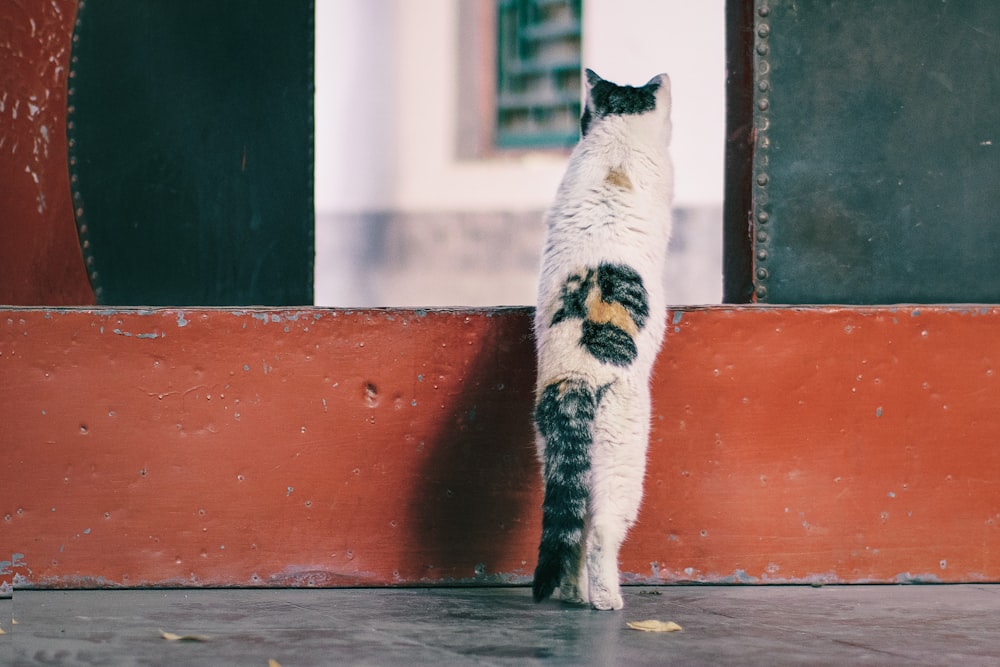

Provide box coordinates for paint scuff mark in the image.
[0,553,27,574]
[111,328,163,339]
[672,311,683,325]
[895,572,942,584]
[176,312,189,327]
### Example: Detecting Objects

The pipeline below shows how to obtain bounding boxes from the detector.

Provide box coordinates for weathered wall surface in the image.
[0,0,93,305]
[3,306,998,589]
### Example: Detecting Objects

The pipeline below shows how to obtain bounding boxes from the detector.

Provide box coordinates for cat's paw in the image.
[587,579,624,611]
[590,590,624,611]
[559,582,588,606]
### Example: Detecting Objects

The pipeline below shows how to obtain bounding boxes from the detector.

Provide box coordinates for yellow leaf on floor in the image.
[627,619,683,633]
[268,660,283,667]
[159,629,211,642]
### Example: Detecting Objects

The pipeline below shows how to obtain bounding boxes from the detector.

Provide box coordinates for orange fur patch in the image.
[585,283,639,336]
[605,168,633,191]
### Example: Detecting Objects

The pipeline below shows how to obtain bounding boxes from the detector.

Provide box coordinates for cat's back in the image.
[539,68,674,287]
[535,70,674,370]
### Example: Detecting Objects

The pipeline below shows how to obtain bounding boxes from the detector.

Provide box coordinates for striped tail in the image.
[532,378,596,603]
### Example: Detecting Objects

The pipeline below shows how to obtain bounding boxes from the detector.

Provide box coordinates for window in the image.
[495,0,582,149]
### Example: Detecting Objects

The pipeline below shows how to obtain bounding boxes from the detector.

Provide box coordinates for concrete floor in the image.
[3,585,998,666]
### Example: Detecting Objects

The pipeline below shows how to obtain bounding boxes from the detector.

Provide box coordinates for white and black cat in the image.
[532,69,673,611]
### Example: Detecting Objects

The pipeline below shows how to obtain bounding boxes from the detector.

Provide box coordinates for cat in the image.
[532,69,673,611]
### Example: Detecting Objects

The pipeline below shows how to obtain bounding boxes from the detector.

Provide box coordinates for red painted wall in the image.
[2,306,999,589]
[0,0,93,305]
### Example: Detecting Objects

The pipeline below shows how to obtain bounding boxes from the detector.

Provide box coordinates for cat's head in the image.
[580,69,672,145]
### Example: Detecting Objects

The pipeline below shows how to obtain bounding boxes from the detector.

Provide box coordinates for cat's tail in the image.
[532,377,596,603]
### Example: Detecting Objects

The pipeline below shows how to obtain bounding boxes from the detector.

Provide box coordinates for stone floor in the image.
[3,585,998,666]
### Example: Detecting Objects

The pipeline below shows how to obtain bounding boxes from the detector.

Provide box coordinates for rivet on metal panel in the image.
[753,0,772,303]
[67,0,101,302]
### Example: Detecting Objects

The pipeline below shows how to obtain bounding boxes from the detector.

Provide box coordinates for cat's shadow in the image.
[405,309,540,585]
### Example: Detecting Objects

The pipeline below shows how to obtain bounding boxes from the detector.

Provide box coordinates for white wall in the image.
[313,0,726,306]
[314,0,397,213]
[584,0,726,208]
[315,0,726,214]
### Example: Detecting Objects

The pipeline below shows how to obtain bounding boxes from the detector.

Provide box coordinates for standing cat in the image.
[532,69,673,611]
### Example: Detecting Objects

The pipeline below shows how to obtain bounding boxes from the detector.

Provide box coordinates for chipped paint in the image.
[2,0,94,305]
[894,572,943,584]
[111,328,163,339]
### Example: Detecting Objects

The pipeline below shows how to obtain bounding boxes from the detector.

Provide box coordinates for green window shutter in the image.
[496,0,582,149]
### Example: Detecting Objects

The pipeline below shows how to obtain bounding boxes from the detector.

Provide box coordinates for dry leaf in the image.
[627,619,682,633]
[0,626,5,635]
[268,660,284,667]
[159,629,211,642]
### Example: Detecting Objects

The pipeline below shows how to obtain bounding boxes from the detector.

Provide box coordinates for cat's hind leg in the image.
[558,531,590,605]
[585,381,651,611]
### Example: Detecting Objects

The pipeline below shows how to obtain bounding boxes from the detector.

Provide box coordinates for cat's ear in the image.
[581,69,603,137]
[645,73,671,96]
[647,73,671,109]
[645,73,668,88]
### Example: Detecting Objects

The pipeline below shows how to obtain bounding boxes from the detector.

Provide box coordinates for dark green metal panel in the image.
[69,0,314,306]
[745,1,1000,304]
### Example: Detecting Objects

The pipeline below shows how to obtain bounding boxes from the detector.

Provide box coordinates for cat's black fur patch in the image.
[533,378,597,603]
[595,263,649,330]
[581,319,638,366]
[550,263,648,367]
[581,69,659,136]
[580,106,593,136]
[551,269,594,325]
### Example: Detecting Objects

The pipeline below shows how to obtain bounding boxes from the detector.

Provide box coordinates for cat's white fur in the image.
[534,72,673,610]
